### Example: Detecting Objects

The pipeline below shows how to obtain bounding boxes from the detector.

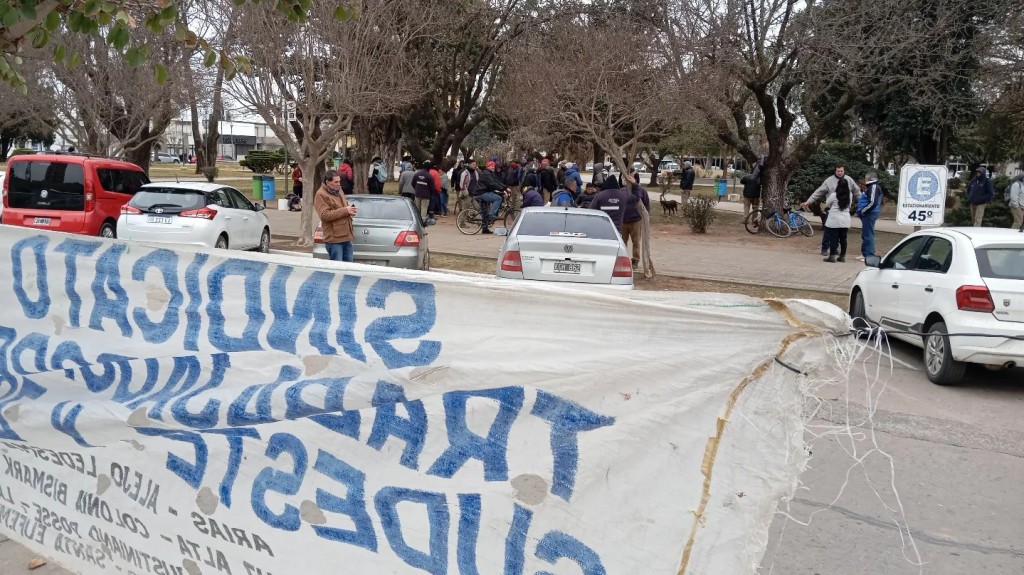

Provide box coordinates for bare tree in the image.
[0,67,56,156]
[229,0,439,246]
[653,0,998,210]
[502,17,674,278]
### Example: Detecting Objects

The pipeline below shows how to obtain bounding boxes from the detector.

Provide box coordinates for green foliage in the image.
[946,175,1014,227]
[9,147,35,156]
[681,195,718,234]
[201,166,219,183]
[239,149,286,174]
[787,141,898,204]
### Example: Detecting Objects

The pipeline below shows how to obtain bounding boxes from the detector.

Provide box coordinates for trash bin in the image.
[260,175,275,202]
[716,178,728,197]
[251,175,262,200]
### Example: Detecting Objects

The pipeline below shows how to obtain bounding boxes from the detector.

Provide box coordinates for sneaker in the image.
[837,255,846,263]
[856,256,865,261]
[823,255,837,263]
[481,228,493,235]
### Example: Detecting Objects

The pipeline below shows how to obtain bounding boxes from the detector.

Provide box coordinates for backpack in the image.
[1005,181,1020,203]
[552,189,574,207]
[373,164,387,184]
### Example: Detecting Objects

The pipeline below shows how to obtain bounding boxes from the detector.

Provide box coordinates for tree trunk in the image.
[353,120,372,195]
[125,143,153,174]
[759,165,791,213]
[0,136,12,158]
[297,154,325,248]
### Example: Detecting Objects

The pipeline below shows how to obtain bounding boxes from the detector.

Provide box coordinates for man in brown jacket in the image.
[314,169,358,262]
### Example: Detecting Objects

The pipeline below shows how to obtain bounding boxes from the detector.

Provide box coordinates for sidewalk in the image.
[263,209,875,294]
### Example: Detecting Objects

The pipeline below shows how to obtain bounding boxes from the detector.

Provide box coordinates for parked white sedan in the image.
[849,228,1024,385]
[496,206,633,289]
[117,182,271,251]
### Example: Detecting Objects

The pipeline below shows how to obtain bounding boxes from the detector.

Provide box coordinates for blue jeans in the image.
[477,192,502,227]
[440,190,449,215]
[859,213,878,257]
[325,241,354,262]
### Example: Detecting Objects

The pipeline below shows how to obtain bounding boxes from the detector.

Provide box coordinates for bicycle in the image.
[743,205,791,237]
[456,193,519,235]
[786,207,814,237]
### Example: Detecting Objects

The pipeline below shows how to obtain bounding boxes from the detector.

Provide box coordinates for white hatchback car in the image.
[496,206,633,289]
[117,182,271,251]
[849,228,1024,385]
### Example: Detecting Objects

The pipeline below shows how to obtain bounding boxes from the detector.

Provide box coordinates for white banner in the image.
[0,226,844,575]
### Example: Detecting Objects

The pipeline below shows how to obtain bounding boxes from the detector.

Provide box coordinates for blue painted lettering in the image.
[54,239,100,327]
[428,387,524,481]
[312,450,377,551]
[530,391,615,501]
[89,244,133,337]
[375,487,449,575]
[207,259,267,352]
[364,280,440,369]
[534,531,606,575]
[251,433,307,531]
[11,236,50,319]
[131,249,183,344]
[268,267,336,355]
[366,382,427,470]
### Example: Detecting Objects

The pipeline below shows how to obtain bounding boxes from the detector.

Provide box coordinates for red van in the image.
[2,153,150,238]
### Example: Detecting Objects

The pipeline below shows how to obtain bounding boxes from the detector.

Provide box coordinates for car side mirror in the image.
[865,255,881,268]
[424,218,435,226]
[255,203,265,212]
[494,227,508,236]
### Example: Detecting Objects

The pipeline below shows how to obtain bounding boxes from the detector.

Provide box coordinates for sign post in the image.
[897,164,948,229]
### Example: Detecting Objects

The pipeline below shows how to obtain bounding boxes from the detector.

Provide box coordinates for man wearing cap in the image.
[965,166,995,227]
[474,161,509,234]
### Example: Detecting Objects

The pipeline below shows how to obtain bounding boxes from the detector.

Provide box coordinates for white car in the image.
[496,206,633,289]
[850,228,1024,385]
[117,182,271,251]
[154,153,181,164]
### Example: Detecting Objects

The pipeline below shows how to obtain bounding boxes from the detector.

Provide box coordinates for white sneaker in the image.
[856,256,865,261]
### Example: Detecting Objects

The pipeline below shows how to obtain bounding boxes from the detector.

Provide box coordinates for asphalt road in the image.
[758,336,1024,574]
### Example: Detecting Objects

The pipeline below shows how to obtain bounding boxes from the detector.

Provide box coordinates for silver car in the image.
[496,206,634,288]
[314,194,432,270]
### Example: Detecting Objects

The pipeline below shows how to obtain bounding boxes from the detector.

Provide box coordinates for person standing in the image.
[368,156,387,195]
[592,163,607,188]
[551,178,578,207]
[314,170,358,262]
[1008,173,1024,230]
[856,172,884,259]
[539,158,558,203]
[290,163,303,199]
[474,161,508,234]
[458,159,480,215]
[452,160,466,198]
[622,176,651,268]
[338,159,355,195]
[807,164,861,256]
[590,175,631,234]
[398,162,416,200]
[966,166,995,227]
[438,164,451,217]
[412,161,439,221]
[679,161,696,201]
[740,172,761,217]
[802,176,853,263]
[565,162,584,197]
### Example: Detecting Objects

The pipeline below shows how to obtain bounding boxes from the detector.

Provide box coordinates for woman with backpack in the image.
[368,156,387,195]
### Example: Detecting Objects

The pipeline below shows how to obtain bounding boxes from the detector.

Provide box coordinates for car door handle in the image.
[891,284,899,289]
[925,286,934,293]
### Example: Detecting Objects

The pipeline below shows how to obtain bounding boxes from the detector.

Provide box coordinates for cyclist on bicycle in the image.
[474,161,509,234]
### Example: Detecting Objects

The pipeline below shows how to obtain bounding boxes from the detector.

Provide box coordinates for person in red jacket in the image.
[338,159,354,195]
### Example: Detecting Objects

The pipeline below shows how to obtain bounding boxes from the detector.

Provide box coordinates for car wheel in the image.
[849,290,870,332]
[259,228,270,253]
[215,234,229,249]
[99,222,116,239]
[924,321,967,386]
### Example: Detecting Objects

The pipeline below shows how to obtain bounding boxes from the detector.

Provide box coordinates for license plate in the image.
[554,261,581,274]
[147,216,173,224]
[33,217,51,225]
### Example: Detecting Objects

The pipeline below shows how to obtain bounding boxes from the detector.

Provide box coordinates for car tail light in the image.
[120,205,141,214]
[956,285,995,313]
[500,250,523,272]
[179,207,217,220]
[85,191,95,212]
[612,256,633,277]
[394,231,420,247]
[313,226,324,244]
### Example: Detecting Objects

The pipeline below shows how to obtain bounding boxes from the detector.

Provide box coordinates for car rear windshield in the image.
[6,161,86,211]
[976,248,1024,280]
[348,197,413,220]
[516,212,619,240]
[130,189,208,213]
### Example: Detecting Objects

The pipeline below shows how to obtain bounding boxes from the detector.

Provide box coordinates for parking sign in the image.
[897,164,947,226]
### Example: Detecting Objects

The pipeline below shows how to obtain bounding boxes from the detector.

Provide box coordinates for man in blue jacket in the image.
[856,171,884,259]
[966,166,995,227]
[564,163,584,196]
